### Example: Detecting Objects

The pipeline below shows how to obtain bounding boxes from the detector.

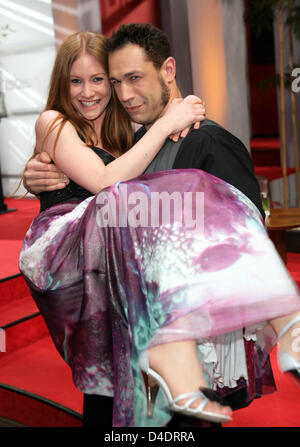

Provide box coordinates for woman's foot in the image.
[145,341,232,423]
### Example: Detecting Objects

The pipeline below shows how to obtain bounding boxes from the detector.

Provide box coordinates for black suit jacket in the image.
[134,122,264,219]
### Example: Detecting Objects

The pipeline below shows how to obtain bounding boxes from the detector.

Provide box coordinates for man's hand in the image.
[23,152,69,195]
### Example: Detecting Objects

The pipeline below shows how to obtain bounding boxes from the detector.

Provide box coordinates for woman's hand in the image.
[167,95,206,142]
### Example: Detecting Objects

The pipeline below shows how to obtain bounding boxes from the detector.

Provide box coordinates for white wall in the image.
[221,0,250,150]
[186,0,250,150]
[0,0,102,197]
[0,0,56,196]
[187,0,229,131]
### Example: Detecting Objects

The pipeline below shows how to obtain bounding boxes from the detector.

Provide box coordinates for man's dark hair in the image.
[106,23,171,70]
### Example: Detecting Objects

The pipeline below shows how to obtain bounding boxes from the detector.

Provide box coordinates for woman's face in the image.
[70,53,111,124]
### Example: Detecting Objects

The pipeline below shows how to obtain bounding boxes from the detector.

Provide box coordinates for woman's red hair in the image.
[42,31,133,156]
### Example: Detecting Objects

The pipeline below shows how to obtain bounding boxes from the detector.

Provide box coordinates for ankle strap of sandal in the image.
[278,315,300,340]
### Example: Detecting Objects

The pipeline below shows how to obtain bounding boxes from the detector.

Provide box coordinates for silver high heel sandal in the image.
[277,315,300,386]
[139,351,232,424]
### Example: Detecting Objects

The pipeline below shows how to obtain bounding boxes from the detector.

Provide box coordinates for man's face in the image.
[109,44,170,128]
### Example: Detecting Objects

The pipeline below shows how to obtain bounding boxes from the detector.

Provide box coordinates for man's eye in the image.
[130,76,139,81]
[110,79,119,85]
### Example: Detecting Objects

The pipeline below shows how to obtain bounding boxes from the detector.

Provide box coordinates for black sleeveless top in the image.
[39,146,115,212]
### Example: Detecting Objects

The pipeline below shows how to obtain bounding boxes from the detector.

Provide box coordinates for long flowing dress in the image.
[19,147,300,427]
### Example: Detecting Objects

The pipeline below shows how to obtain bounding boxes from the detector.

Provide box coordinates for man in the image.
[23,24,269,427]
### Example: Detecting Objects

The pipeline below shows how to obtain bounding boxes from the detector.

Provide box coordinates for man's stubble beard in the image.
[159,75,171,108]
[141,75,171,128]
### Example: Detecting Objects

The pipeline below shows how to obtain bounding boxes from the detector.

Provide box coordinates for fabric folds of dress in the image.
[19,169,300,426]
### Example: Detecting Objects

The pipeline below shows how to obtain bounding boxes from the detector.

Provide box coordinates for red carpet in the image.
[226,348,300,427]
[0,197,300,427]
[0,198,40,279]
[0,198,83,427]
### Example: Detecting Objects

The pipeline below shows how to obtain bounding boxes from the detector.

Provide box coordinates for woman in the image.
[19,31,300,427]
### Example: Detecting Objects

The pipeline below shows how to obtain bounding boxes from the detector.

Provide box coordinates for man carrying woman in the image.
[20,25,300,427]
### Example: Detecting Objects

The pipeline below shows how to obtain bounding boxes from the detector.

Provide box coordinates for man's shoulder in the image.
[185,119,232,140]
[183,120,248,153]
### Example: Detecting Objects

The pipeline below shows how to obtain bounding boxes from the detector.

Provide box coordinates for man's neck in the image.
[144,84,182,131]
[169,84,182,102]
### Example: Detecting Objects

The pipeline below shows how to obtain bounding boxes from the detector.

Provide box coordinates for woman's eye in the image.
[71,79,81,84]
[93,77,103,83]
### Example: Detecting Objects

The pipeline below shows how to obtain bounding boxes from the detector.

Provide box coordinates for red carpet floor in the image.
[0,198,40,278]
[1,197,300,427]
[0,198,83,426]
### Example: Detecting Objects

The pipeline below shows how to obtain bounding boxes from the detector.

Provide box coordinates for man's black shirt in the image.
[134,122,264,218]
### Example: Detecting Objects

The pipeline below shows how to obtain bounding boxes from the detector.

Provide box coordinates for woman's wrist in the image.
[151,116,172,138]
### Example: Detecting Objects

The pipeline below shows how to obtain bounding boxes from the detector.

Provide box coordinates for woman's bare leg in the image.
[147,340,232,420]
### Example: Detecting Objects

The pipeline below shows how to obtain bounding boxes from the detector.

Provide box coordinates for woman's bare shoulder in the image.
[35,110,71,154]
[35,110,64,134]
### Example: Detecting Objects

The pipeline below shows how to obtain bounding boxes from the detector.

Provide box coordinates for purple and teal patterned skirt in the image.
[19,169,300,426]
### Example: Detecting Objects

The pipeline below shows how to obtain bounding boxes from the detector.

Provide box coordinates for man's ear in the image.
[161,57,176,83]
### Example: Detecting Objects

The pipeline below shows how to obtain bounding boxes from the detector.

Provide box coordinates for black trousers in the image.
[82,388,251,428]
